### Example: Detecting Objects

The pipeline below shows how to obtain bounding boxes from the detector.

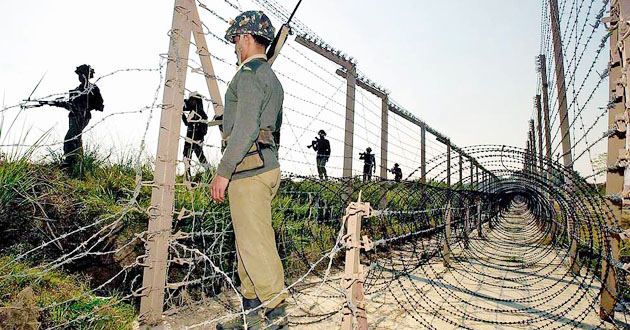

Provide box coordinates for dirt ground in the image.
[155,210,624,330]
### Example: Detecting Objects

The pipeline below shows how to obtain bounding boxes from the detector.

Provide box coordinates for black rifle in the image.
[21,98,68,110]
[266,0,303,66]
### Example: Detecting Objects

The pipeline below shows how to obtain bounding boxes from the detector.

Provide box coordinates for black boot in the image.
[216,298,262,330]
[262,303,289,330]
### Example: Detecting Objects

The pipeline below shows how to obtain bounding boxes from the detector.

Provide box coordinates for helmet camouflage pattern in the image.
[225,10,275,43]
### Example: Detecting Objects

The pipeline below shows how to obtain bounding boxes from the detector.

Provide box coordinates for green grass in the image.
[0,257,135,330]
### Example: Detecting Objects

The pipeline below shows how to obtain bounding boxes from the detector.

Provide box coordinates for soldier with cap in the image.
[389,163,403,182]
[360,147,376,181]
[49,64,104,170]
[182,91,209,176]
[209,10,288,330]
[307,129,330,180]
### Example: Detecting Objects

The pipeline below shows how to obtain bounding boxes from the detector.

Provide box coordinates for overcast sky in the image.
[0,0,609,181]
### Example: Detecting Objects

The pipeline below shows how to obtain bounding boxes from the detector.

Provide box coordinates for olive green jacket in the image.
[217,58,284,180]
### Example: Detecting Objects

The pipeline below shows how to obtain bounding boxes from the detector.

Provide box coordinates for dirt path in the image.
[162,209,621,330]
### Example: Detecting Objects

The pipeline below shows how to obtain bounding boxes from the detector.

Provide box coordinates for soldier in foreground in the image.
[181,91,208,176]
[209,11,288,330]
[389,163,403,182]
[360,147,376,181]
[49,64,104,170]
[307,129,330,179]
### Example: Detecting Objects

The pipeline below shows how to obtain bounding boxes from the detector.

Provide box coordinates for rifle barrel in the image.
[287,0,303,23]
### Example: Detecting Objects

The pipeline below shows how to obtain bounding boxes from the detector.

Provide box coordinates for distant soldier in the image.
[359,147,376,181]
[307,129,330,179]
[389,163,403,182]
[182,91,208,176]
[49,64,104,169]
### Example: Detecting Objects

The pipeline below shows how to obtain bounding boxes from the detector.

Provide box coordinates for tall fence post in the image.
[459,153,463,188]
[470,158,474,189]
[601,0,629,320]
[380,95,389,179]
[139,0,194,327]
[341,193,372,330]
[421,124,426,183]
[538,55,553,182]
[477,197,482,238]
[529,119,538,173]
[343,65,357,178]
[442,202,453,266]
[535,95,544,173]
[464,205,470,249]
[549,0,573,168]
[476,166,479,190]
[446,142,451,187]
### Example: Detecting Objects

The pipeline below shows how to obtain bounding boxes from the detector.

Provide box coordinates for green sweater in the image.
[217,58,284,181]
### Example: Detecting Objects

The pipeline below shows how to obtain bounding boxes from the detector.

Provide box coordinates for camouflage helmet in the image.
[318,129,326,136]
[75,64,95,79]
[225,10,275,44]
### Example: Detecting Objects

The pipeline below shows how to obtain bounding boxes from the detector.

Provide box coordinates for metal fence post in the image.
[421,124,426,183]
[549,0,573,167]
[443,202,452,266]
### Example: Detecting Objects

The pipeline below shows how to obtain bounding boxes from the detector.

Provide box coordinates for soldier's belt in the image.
[221,129,276,150]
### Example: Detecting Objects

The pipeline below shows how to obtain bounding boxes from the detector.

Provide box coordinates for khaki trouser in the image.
[228,167,287,308]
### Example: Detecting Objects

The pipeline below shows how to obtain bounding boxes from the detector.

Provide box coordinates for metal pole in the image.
[459,153,463,188]
[539,55,553,177]
[536,95,544,172]
[140,0,193,326]
[477,198,482,238]
[380,95,389,179]
[446,142,451,187]
[464,206,470,249]
[530,119,536,172]
[421,124,426,183]
[476,166,479,190]
[549,0,573,168]
[442,202,452,266]
[343,65,356,178]
[470,158,474,189]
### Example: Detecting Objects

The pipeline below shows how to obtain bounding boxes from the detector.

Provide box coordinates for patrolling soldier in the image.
[210,10,288,330]
[360,147,376,181]
[49,64,104,170]
[182,91,209,176]
[389,163,403,182]
[307,129,330,180]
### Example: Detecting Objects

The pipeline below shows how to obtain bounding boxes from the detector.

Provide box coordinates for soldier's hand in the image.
[210,175,229,203]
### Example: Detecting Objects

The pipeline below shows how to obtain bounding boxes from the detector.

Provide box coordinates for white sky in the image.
[0,0,609,181]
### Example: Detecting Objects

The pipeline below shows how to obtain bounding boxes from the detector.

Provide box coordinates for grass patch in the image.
[0,257,135,330]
